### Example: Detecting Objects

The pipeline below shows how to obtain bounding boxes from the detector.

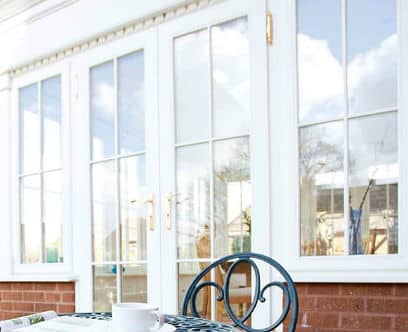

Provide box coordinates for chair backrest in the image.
[181,252,298,332]
[195,227,225,283]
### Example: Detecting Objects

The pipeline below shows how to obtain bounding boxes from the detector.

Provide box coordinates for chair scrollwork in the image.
[181,252,298,332]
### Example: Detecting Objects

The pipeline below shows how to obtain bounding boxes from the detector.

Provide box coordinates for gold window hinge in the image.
[266,12,273,45]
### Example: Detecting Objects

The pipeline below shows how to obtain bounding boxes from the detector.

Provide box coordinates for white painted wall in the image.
[0,0,188,73]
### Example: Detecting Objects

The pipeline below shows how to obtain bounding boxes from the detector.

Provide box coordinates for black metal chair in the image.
[182,252,298,332]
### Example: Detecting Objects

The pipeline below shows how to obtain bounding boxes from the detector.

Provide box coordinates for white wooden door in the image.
[158,0,270,325]
[72,28,161,311]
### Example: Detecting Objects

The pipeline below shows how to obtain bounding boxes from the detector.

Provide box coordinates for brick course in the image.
[0,282,75,320]
[285,283,408,332]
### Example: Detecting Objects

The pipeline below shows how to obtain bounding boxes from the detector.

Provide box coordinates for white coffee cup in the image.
[112,303,164,332]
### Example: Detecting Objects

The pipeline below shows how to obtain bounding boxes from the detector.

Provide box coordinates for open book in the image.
[13,316,110,332]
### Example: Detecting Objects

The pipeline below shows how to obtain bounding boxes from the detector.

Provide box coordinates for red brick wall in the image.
[0,282,75,320]
[289,283,408,332]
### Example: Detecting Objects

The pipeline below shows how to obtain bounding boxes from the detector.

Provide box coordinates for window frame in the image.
[10,61,72,274]
[268,0,408,282]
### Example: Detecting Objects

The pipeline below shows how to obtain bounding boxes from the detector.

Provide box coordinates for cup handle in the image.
[151,311,165,330]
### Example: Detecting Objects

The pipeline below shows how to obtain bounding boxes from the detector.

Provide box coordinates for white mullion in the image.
[212,133,251,143]
[38,167,63,175]
[117,150,145,160]
[174,133,252,149]
[298,110,398,131]
[18,87,24,264]
[114,57,122,303]
[342,0,350,255]
[90,151,146,164]
[18,171,43,178]
[91,260,148,266]
[91,261,119,266]
[208,25,216,321]
[298,116,345,129]
[176,258,212,263]
[175,138,211,148]
[90,156,117,165]
[240,181,243,252]
[347,107,398,121]
[39,80,46,263]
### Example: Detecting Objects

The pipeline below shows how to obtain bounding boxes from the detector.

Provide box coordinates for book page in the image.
[13,317,110,332]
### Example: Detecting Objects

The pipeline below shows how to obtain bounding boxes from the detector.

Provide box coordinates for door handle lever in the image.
[165,193,173,230]
[165,192,189,230]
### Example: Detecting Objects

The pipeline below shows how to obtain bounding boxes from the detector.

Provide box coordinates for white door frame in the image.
[158,0,270,326]
[71,27,160,311]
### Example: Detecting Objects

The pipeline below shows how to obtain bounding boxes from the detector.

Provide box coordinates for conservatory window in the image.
[19,75,64,263]
[297,0,398,256]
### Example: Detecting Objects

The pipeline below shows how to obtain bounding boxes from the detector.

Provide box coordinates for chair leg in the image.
[238,303,244,317]
[216,301,224,322]
[202,287,209,317]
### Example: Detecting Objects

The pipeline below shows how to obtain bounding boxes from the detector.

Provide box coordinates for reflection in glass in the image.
[214,137,251,258]
[175,29,209,143]
[122,264,147,303]
[299,122,344,256]
[178,262,212,319]
[347,0,397,114]
[42,76,62,170]
[176,144,210,259]
[212,18,250,137]
[92,161,117,262]
[93,265,117,312]
[20,175,41,263]
[349,113,398,254]
[91,61,115,160]
[118,51,145,154]
[43,171,63,263]
[297,0,343,123]
[120,156,146,261]
[178,261,252,323]
[20,84,39,173]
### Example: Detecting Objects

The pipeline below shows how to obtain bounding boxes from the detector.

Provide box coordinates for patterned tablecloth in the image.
[64,313,236,332]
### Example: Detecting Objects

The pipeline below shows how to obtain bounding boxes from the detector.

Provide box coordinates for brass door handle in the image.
[131,194,155,231]
[165,193,189,230]
[165,193,173,230]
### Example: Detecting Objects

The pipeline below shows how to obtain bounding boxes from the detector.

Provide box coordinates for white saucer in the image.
[152,323,176,332]
[107,322,176,332]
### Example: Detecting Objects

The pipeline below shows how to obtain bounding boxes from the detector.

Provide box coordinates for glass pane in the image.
[20,83,39,173]
[299,122,344,256]
[347,0,397,114]
[42,76,62,170]
[297,0,343,123]
[176,144,210,259]
[212,17,250,137]
[349,113,398,255]
[214,137,251,258]
[175,29,209,143]
[178,261,251,323]
[92,161,117,262]
[118,51,145,154]
[91,61,115,160]
[178,262,212,319]
[43,171,63,263]
[93,265,117,312]
[122,264,147,303]
[120,156,146,261]
[20,175,41,263]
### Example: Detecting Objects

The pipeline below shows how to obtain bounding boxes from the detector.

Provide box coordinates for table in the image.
[64,313,236,332]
